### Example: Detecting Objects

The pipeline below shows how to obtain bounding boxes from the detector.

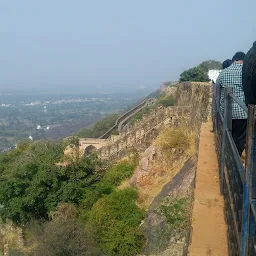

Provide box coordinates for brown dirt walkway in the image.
[189,121,228,256]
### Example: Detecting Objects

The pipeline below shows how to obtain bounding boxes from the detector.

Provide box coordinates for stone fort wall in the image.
[98,106,190,160]
[95,82,211,160]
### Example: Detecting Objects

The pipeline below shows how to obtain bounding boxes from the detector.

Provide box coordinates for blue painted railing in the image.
[213,84,256,256]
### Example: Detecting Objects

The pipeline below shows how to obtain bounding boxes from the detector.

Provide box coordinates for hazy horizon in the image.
[0,0,255,92]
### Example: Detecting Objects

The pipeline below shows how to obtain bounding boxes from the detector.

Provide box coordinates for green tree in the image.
[199,60,222,71]
[179,66,209,82]
[0,141,101,224]
[179,60,221,82]
[88,188,145,256]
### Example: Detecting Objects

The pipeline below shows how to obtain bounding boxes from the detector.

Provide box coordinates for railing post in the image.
[220,88,232,194]
[212,83,216,131]
[216,84,220,116]
[216,83,221,129]
[241,105,256,256]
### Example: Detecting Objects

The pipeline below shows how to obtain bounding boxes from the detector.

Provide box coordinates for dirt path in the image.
[189,121,228,256]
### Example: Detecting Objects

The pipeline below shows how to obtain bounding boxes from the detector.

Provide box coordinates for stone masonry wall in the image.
[176,82,211,152]
[176,82,211,126]
[97,82,211,161]
[98,106,190,160]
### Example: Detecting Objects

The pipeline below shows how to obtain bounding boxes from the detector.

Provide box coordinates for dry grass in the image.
[187,131,196,155]
[154,128,189,152]
[136,128,196,209]
[0,220,36,255]
[117,178,131,190]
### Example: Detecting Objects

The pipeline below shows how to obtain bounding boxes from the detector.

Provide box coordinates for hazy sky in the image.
[0,0,255,91]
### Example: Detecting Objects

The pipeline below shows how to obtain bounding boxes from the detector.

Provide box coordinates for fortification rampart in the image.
[100,98,155,139]
[98,106,190,160]
[176,82,211,127]
[80,82,211,160]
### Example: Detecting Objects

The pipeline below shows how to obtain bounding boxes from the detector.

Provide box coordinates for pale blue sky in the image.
[0,0,255,91]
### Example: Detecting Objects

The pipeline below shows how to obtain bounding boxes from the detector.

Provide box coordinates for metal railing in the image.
[213,84,256,256]
[99,98,155,139]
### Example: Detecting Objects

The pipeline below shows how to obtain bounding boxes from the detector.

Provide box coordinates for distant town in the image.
[0,88,154,153]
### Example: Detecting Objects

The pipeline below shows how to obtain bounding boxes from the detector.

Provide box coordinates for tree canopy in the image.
[0,139,143,255]
[0,140,102,224]
[179,60,221,82]
[199,60,222,71]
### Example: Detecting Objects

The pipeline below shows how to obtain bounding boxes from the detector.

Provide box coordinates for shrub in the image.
[103,160,136,186]
[82,158,138,210]
[0,141,102,224]
[180,66,209,82]
[88,188,145,256]
[33,203,101,256]
[199,60,222,71]
[179,60,221,82]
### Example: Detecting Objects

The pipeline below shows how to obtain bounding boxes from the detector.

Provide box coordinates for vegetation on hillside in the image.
[0,139,143,255]
[88,188,145,256]
[30,203,101,256]
[129,95,176,125]
[199,60,222,71]
[180,66,209,82]
[179,60,221,82]
[76,113,119,138]
[0,140,103,224]
[81,156,139,211]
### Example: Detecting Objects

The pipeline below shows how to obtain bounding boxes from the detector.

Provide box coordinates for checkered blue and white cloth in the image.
[216,63,247,119]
